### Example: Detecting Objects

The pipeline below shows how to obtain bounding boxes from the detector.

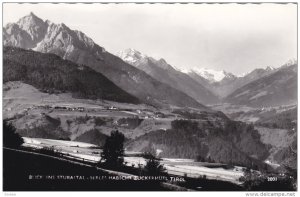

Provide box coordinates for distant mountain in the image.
[212,66,278,97]
[240,66,276,81]
[117,49,219,104]
[3,13,206,109]
[117,48,148,67]
[4,46,140,104]
[224,64,297,107]
[185,66,279,98]
[238,66,275,78]
[183,68,236,83]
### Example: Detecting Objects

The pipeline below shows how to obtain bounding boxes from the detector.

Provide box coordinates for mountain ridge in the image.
[186,65,284,98]
[3,46,141,104]
[3,13,207,109]
[117,48,220,104]
[182,67,237,83]
[224,64,297,107]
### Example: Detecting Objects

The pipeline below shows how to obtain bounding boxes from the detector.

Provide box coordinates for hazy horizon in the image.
[3,3,297,75]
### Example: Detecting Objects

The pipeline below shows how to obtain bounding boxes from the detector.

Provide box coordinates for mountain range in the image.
[182,67,237,83]
[225,64,297,107]
[3,12,206,109]
[116,48,219,104]
[3,12,297,109]
[117,48,297,108]
[185,66,279,98]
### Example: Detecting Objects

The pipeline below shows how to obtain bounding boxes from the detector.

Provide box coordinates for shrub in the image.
[94,117,106,126]
[143,152,166,176]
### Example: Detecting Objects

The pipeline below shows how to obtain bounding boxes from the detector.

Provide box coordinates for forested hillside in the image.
[127,118,269,169]
[4,46,140,104]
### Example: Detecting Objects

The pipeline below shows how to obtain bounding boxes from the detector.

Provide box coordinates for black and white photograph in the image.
[1,2,298,194]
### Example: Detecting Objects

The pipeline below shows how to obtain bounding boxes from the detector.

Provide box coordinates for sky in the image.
[3,3,297,75]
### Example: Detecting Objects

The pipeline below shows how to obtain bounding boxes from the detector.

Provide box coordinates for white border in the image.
[0,1,298,197]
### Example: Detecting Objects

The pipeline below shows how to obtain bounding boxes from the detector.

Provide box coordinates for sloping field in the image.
[23,137,98,148]
[3,148,169,191]
[22,137,243,184]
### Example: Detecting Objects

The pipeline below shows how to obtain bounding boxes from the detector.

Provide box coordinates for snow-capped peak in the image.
[187,68,236,83]
[237,71,250,78]
[282,59,297,67]
[116,48,147,65]
[117,48,176,71]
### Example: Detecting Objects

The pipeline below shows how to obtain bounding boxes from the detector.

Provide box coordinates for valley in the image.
[4,80,293,174]
[2,11,297,191]
[3,81,175,140]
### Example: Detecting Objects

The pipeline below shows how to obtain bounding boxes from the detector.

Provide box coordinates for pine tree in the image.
[100,130,125,168]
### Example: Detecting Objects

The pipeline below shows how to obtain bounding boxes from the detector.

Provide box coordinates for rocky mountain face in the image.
[3,13,206,109]
[4,12,48,49]
[117,49,219,104]
[224,64,297,107]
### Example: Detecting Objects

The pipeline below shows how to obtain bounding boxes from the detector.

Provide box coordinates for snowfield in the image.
[182,68,234,83]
